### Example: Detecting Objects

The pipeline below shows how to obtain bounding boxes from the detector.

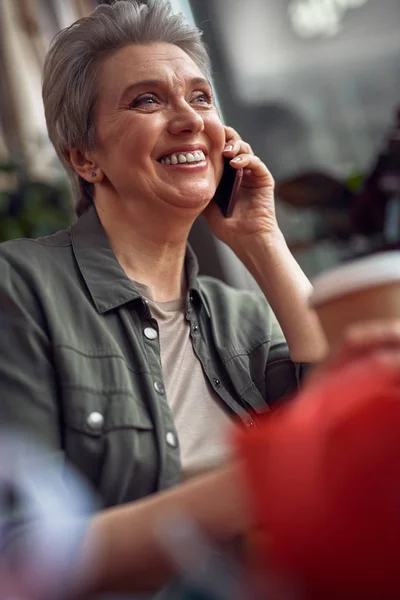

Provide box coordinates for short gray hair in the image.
[42,0,211,217]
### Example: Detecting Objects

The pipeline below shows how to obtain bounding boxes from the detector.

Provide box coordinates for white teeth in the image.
[160,150,206,165]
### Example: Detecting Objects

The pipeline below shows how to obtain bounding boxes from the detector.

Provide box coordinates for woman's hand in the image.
[204,126,280,251]
[203,126,328,364]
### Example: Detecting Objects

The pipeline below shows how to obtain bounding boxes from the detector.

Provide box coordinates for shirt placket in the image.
[135,298,181,490]
[185,292,256,431]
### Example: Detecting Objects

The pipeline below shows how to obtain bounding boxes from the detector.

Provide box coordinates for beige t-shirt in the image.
[135,282,234,480]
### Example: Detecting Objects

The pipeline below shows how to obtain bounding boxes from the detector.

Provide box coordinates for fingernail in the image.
[231,156,242,163]
[224,144,233,151]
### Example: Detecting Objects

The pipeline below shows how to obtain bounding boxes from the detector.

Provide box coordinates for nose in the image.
[167,101,204,136]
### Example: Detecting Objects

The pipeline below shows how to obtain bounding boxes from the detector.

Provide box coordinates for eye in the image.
[129,94,158,109]
[192,91,213,105]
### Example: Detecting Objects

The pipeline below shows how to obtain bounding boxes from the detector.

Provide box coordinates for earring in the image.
[91,171,96,178]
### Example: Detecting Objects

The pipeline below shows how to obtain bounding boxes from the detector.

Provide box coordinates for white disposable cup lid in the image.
[310,251,400,307]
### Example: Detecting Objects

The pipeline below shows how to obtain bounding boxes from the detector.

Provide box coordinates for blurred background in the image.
[1,0,399,286]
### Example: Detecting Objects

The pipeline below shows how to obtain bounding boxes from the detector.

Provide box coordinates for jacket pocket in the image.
[55,346,158,505]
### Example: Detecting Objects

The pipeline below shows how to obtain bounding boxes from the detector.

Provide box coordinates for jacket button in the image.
[154,381,165,395]
[192,323,199,333]
[166,432,177,447]
[86,411,104,431]
[245,420,255,428]
[213,378,221,388]
[144,327,158,340]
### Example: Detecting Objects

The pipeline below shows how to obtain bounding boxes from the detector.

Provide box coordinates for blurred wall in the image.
[1,0,399,278]
[191,0,400,275]
[198,0,400,179]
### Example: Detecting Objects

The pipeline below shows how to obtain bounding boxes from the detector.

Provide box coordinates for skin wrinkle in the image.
[91,44,224,214]
[118,75,212,107]
[69,42,225,302]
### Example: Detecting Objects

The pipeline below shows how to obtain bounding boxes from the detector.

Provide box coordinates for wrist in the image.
[232,229,289,269]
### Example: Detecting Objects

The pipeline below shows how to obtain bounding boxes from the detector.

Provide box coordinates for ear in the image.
[67,148,105,183]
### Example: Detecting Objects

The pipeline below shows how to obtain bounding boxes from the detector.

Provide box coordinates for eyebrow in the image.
[119,76,211,101]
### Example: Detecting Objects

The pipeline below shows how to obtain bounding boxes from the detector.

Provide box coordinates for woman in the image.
[2,0,394,597]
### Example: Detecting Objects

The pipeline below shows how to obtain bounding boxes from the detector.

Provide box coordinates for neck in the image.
[94,195,196,303]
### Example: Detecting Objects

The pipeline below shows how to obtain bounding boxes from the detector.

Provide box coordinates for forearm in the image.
[79,463,249,595]
[234,230,328,363]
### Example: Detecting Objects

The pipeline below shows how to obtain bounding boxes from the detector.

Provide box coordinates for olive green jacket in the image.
[0,205,302,595]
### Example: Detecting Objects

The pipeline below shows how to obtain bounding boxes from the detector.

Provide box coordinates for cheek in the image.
[97,116,155,162]
[205,114,225,179]
[207,114,226,151]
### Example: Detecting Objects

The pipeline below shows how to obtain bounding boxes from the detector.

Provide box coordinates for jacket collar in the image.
[70,205,203,314]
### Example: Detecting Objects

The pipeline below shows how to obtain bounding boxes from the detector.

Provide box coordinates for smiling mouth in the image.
[158,150,206,165]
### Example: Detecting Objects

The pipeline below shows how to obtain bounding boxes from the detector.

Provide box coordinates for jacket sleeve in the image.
[264,307,311,406]
[0,251,61,444]
[0,251,90,584]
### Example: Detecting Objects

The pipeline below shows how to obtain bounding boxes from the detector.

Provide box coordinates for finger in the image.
[229,153,274,183]
[339,320,400,356]
[224,125,241,142]
[223,139,240,154]
[308,347,400,389]
[374,348,400,371]
[307,320,400,386]
[223,126,253,155]
[224,139,253,156]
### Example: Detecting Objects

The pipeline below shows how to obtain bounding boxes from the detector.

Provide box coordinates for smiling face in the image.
[87,42,225,215]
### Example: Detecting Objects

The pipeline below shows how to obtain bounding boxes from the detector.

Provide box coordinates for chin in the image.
[168,185,216,210]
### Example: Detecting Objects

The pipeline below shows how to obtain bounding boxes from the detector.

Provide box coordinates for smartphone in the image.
[213,157,243,218]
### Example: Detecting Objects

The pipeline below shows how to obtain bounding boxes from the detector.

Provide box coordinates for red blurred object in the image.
[236,358,400,599]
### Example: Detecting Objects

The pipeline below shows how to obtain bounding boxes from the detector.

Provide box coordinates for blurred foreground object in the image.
[236,357,400,599]
[156,512,260,600]
[310,251,400,348]
[0,432,95,599]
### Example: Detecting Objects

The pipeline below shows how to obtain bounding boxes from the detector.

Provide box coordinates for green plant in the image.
[0,162,73,242]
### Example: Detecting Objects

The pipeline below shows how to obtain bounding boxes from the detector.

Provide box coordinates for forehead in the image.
[98,42,206,100]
